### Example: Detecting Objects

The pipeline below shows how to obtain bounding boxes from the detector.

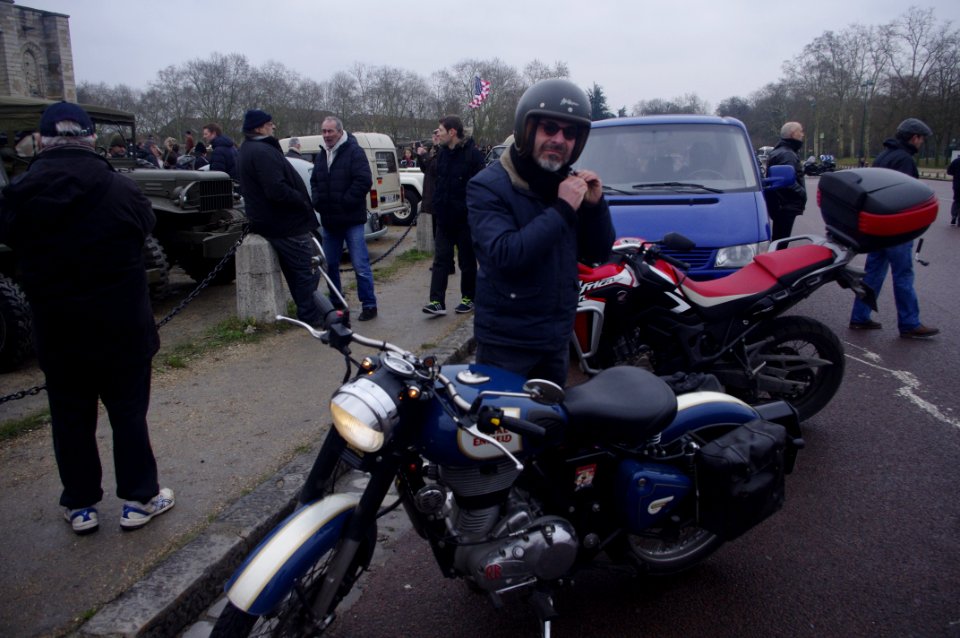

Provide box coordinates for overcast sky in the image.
[24,0,960,112]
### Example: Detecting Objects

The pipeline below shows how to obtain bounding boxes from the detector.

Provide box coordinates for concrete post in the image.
[416,213,434,253]
[235,234,289,323]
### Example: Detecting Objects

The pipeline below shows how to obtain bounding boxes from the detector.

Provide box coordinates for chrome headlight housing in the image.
[330,377,399,452]
[714,241,768,269]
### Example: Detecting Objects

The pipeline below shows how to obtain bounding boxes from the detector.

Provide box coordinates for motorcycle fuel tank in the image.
[417,364,565,467]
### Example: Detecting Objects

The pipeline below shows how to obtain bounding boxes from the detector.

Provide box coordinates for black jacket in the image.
[432,137,485,227]
[209,135,240,180]
[238,135,318,239]
[947,156,960,196]
[467,148,615,350]
[310,133,372,230]
[0,146,159,371]
[874,138,920,178]
[763,137,806,216]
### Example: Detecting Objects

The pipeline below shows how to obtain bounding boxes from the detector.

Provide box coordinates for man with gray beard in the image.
[467,80,615,386]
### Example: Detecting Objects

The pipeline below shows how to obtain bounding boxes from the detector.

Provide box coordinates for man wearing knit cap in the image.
[0,101,175,535]
[237,108,323,326]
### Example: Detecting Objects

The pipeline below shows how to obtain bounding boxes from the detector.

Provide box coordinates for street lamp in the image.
[859,80,875,165]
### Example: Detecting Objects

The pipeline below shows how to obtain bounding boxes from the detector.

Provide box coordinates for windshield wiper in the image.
[630,181,723,194]
[602,184,641,195]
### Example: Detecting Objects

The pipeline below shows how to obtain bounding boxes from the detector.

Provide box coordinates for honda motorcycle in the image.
[211,276,802,637]
[573,168,939,423]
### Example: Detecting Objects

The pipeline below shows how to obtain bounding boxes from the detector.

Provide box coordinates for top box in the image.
[818,168,937,252]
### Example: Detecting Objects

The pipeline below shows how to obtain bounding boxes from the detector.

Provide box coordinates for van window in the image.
[375,151,397,175]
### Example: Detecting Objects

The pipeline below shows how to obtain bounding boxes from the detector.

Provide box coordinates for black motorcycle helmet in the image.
[896,118,933,138]
[513,79,592,165]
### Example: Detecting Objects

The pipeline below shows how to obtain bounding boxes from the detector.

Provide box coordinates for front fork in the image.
[300,428,349,505]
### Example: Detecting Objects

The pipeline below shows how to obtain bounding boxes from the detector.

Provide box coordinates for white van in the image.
[280,133,410,228]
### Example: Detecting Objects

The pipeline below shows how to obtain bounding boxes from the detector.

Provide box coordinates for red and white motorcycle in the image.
[572,168,938,421]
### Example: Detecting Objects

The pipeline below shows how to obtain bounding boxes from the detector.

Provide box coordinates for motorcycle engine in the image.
[438,463,579,593]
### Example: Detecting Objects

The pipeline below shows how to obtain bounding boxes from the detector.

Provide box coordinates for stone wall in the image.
[0,0,76,101]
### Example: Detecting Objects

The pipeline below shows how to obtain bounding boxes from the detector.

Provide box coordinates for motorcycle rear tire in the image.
[623,525,723,575]
[747,315,845,422]
[211,523,376,638]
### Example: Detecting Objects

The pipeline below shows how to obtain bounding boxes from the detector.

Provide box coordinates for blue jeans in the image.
[322,224,377,309]
[850,241,920,332]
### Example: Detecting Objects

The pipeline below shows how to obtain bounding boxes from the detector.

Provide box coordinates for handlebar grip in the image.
[499,415,547,439]
[312,291,348,330]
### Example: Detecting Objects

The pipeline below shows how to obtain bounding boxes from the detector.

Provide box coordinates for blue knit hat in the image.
[39,102,94,136]
[242,109,272,132]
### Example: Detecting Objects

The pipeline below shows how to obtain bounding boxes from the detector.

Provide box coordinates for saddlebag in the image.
[818,168,937,252]
[695,419,788,541]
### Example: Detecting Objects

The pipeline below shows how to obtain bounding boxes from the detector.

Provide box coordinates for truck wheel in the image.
[392,187,419,226]
[143,235,171,300]
[0,276,33,371]
[180,255,237,286]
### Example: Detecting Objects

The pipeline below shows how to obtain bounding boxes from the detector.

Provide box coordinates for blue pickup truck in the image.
[574,115,794,279]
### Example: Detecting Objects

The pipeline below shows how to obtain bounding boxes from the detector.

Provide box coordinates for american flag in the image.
[467,76,491,109]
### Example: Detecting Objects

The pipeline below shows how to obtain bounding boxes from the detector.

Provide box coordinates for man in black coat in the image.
[948,152,960,226]
[420,115,484,316]
[763,121,807,242]
[0,102,174,535]
[237,109,323,326]
[310,116,377,321]
[202,122,240,180]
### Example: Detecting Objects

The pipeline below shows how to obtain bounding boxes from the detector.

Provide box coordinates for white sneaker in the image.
[120,487,175,530]
[64,506,99,535]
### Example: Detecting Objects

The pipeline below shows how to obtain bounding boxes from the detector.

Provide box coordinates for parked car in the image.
[574,115,794,279]
[279,133,409,229]
[284,156,387,241]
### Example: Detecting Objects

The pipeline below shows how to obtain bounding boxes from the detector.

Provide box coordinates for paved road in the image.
[182,180,960,638]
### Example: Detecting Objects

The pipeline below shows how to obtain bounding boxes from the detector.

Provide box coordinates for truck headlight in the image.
[330,377,399,452]
[714,242,768,269]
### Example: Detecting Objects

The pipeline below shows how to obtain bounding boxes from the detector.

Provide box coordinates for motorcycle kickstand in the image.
[531,586,559,638]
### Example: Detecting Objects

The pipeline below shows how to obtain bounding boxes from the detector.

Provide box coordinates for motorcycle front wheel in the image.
[623,525,723,575]
[746,315,845,422]
[211,524,377,638]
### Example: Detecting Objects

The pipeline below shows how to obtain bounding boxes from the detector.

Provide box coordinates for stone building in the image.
[0,0,76,101]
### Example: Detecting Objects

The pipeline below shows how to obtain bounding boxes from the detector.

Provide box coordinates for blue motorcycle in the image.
[212,278,803,637]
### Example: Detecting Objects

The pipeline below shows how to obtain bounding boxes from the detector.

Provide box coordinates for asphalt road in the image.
[293,179,960,638]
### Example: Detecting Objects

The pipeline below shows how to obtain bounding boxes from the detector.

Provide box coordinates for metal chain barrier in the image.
[0,227,250,405]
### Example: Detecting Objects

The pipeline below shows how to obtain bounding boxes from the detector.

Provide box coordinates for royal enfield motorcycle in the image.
[573,168,939,423]
[211,282,803,637]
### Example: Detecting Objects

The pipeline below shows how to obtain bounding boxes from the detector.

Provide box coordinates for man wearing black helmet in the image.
[849,117,939,339]
[467,79,615,385]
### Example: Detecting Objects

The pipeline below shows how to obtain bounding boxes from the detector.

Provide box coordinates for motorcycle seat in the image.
[674,245,835,320]
[564,366,678,444]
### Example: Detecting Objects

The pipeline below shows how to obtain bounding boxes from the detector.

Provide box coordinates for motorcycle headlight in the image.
[715,242,768,269]
[330,377,399,453]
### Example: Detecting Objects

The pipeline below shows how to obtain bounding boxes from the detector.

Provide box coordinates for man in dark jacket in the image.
[945,152,960,225]
[468,80,615,386]
[849,117,938,339]
[0,102,174,535]
[238,109,323,326]
[310,116,377,321]
[421,115,485,316]
[763,121,806,242]
[202,122,240,180]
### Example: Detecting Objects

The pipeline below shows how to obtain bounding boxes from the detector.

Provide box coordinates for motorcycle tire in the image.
[211,523,377,638]
[746,315,845,422]
[623,525,723,575]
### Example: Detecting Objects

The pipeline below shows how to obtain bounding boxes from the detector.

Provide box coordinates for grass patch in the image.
[156,316,276,371]
[370,248,432,282]
[0,409,50,442]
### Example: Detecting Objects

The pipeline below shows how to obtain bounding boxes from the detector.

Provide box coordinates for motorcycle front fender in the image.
[224,493,360,616]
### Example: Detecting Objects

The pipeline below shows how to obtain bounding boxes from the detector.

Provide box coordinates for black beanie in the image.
[242,109,272,132]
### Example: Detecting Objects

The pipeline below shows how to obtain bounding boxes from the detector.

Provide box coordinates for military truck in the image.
[0,96,246,370]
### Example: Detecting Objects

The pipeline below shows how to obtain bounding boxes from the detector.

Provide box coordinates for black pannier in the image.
[818,168,937,252]
[696,420,788,541]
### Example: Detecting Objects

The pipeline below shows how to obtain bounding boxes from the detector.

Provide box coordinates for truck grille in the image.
[188,180,234,213]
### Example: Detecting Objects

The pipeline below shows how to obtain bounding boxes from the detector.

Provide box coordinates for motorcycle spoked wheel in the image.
[742,315,845,422]
[212,523,377,638]
[623,525,723,575]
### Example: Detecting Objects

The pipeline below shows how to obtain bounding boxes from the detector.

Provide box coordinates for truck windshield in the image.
[576,124,760,193]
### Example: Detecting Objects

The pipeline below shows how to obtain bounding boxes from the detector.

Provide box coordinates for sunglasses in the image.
[539,120,579,141]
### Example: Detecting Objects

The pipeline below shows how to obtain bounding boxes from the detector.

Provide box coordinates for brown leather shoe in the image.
[899,324,939,339]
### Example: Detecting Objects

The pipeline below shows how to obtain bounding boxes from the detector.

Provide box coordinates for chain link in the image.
[0,384,46,405]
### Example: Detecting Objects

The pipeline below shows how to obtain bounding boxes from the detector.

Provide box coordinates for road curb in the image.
[78,324,476,637]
